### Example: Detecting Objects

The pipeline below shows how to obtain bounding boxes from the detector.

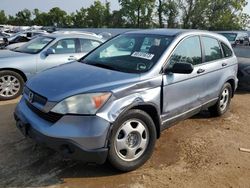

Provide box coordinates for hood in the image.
[27,62,141,101]
[0,49,32,59]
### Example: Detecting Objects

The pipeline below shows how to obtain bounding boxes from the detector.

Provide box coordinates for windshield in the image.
[220,33,237,42]
[82,34,173,73]
[13,36,54,54]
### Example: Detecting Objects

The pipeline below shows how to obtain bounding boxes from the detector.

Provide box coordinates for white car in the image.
[0,33,105,100]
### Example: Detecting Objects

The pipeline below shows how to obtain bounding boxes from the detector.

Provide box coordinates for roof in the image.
[124,28,231,46]
[125,28,198,36]
[41,33,104,42]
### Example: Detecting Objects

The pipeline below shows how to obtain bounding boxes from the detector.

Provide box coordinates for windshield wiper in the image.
[89,63,119,71]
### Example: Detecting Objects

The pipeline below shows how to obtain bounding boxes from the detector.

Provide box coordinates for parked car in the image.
[5,42,27,50]
[234,46,250,91]
[218,31,250,47]
[0,30,48,49]
[0,33,104,100]
[14,29,238,171]
[0,32,10,44]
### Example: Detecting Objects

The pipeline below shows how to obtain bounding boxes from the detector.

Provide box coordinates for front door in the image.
[161,35,205,125]
[37,38,80,73]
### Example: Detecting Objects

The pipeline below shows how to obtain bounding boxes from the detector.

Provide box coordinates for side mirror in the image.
[45,48,55,56]
[166,62,194,74]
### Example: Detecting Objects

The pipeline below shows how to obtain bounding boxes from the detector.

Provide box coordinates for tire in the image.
[0,70,24,100]
[209,83,232,117]
[108,109,157,172]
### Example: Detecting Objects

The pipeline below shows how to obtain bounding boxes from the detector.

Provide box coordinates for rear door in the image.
[198,36,229,104]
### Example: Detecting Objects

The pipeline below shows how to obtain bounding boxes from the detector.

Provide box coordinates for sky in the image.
[0,0,249,15]
[0,0,120,15]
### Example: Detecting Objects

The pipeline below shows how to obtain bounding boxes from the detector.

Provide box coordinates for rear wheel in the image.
[108,109,156,172]
[209,83,232,116]
[0,71,24,100]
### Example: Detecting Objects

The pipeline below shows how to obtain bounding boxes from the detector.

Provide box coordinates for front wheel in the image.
[209,83,232,116]
[108,109,157,172]
[0,71,24,100]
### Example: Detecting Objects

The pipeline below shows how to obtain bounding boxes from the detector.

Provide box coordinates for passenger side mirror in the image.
[45,48,55,56]
[166,62,194,74]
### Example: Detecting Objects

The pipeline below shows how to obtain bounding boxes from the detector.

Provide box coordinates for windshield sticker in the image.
[131,52,154,60]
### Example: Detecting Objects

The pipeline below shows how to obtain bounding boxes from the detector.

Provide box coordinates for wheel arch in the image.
[226,78,236,98]
[129,103,161,139]
[0,68,27,82]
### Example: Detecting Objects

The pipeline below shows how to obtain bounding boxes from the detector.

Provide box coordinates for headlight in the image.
[51,93,111,115]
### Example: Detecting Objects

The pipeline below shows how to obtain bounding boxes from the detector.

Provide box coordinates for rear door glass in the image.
[202,36,222,62]
[221,42,233,58]
[79,39,101,53]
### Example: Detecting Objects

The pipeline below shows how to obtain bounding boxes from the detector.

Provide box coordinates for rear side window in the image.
[221,42,233,58]
[202,36,222,62]
[168,36,202,67]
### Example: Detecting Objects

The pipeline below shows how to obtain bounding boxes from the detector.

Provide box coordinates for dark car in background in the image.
[234,46,250,91]
[218,31,250,47]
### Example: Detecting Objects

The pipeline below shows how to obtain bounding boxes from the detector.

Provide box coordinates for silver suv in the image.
[15,29,238,171]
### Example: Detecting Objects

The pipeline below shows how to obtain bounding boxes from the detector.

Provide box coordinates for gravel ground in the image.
[0,92,250,188]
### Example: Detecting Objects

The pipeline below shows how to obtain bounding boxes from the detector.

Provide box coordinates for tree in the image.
[0,10,7,24]
[119,0,156,28]
[86,1,109,28]
[33,9,49,26]
[162,0,179,28]
[206,0,249,30]
[179,0,249,30]
[71,8,88,28]
[47,7,70,27]
[109,10,126,27]
[158,0,164,27]
[14,9,32,26]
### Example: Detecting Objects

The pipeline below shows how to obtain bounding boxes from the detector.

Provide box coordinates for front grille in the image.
[24,87,47,106]
[26,100,63,123]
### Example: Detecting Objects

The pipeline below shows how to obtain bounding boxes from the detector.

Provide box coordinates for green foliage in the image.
[0,0,249,30]
[0,10,7,24]
[119,0,156,28]
[162,0,179,28]
[179,0,249,30]
[6,9,32,25]
[86,1,109,27]
[71,8,88,28]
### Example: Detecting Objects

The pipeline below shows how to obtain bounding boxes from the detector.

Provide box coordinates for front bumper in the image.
[14,97,111,164]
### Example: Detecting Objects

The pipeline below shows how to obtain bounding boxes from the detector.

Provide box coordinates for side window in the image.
[221,42,232,58]
[202,37,222,62]
[79,39,101,53]
[168,36,202,67]
[51,39,76,54]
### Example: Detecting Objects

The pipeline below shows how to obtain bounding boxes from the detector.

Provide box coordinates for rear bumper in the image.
[14,97,111,164]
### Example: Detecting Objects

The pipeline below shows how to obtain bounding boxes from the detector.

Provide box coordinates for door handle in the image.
[197,68,205,74]
[222,63,228,67]
[68,56,77,61]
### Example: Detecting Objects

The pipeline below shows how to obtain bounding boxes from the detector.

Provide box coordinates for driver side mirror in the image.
[45,48,55,56]
[165,62,194,74]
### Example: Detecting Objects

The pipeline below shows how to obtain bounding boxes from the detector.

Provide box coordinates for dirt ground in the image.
[0,92,250,188]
